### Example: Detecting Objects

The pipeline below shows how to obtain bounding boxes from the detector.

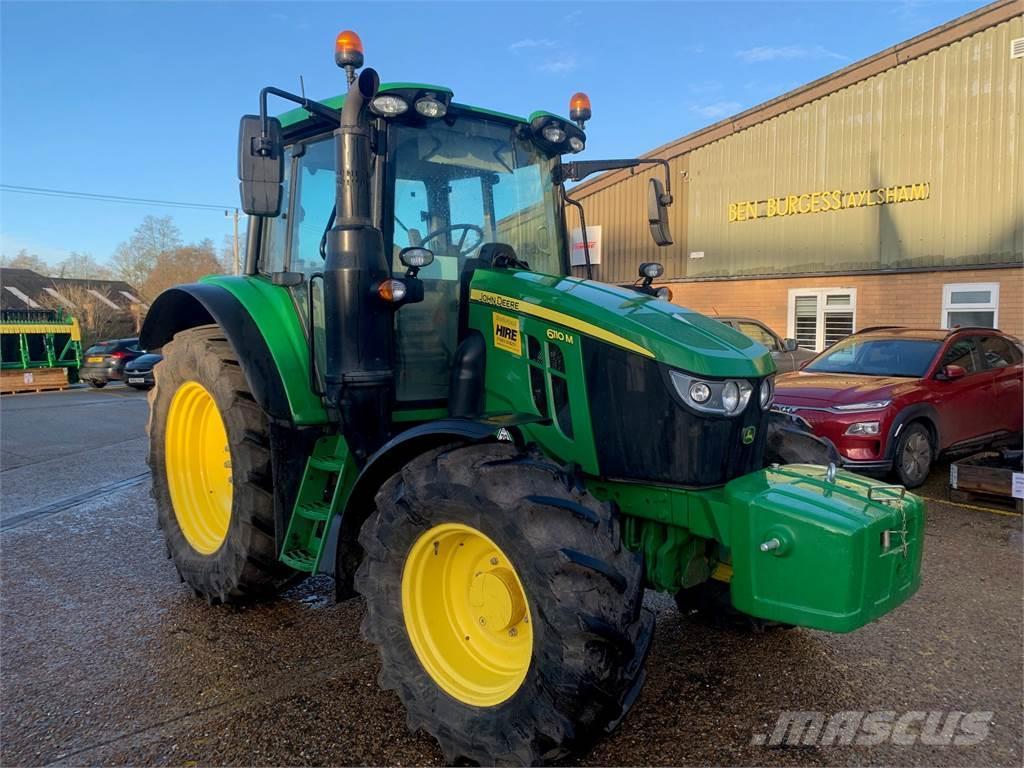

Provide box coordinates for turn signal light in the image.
[377,279,407,303]
[335,30,364,69]
[569,92,592,128]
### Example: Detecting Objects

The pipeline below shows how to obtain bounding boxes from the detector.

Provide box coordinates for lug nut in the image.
[508,627,518,637]
[760,538,781,552]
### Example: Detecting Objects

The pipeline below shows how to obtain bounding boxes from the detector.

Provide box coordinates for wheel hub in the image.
[165,381,232,555]
[402,523,533,707]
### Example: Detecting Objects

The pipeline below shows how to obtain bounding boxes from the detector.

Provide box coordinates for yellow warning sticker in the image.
[492,312,522,356]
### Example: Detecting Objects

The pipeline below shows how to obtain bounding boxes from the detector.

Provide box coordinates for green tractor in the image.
[141,31,924,765]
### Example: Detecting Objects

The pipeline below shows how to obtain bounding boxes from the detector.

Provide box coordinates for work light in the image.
[415,95,447,118]
[759,377,774,409]
[371,95,409,116]
[542,124,567,143]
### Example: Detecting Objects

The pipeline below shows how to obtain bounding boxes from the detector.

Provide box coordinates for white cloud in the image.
[508,38,557,52]
[563,10,583,25]
[691,101,742,119]
[736,44,848,63]
[536,52,578,74]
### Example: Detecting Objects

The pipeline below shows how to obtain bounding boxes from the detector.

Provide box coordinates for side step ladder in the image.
[280,435,355,573]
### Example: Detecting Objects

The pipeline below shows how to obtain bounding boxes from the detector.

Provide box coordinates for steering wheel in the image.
[417,224,485,257]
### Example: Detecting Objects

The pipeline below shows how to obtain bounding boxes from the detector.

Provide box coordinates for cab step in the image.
[280,435,355,573]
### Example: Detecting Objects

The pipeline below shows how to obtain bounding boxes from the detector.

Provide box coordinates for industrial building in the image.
[569,0,1022,349]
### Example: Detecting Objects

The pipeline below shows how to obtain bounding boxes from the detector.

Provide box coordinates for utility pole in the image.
[225,208,240,274]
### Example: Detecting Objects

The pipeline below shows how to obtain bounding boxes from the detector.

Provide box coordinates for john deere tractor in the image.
[141,31,924,765]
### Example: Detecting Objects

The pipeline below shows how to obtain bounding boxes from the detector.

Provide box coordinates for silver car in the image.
[716,317,817,372]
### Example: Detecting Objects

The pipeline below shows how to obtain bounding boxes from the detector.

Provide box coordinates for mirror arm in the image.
[557,158,673,204]
[558,182,593,281]
[258,87,341,149]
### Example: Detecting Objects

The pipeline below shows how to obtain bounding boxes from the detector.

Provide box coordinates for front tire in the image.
[89,380,106,388]
[356,443,652,765]
[148,325,299,603]
[894,422,932,488]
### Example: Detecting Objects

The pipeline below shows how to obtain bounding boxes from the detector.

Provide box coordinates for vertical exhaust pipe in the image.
[323,68,393,462]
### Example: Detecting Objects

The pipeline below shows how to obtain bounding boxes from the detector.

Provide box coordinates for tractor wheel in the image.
[674,579,792,633]
[356,443,653,765]
[147,324,298,603]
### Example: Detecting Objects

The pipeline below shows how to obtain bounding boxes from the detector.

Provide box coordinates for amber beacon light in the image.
[569,92,592,129]
[335,30,365,82]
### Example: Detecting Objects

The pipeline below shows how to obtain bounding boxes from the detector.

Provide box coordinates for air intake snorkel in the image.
[322,67,393,462]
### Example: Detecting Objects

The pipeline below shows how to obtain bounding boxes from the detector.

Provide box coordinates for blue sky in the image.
[0,0,982,268]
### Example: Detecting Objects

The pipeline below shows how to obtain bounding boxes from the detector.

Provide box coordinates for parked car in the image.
[774,326,1023,487]
[716,317,817,372]
[79,338,145,388]
[123,353,163,390]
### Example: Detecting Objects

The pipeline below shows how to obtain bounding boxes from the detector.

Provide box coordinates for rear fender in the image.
[140,278,326,425]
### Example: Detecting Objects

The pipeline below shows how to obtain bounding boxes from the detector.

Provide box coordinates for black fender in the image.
[328,413,548,598]
[140,284,291,422]
[885,403,942,460]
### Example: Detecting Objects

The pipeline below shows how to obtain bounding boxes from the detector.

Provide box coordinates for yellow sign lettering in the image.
[729,182,930,222]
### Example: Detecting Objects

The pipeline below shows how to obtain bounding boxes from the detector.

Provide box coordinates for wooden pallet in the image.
[949,450,1024,513]
[0,367,70,395]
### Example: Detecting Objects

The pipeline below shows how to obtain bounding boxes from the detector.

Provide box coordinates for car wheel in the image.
[89,380,107,389]
[894,422,932,488]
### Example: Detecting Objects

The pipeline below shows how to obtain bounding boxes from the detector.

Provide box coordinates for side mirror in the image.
[937,364,967,381]
[647,178,673,246]
[238,115,284,216]
[782,338,799,352]
[399,246,434,277]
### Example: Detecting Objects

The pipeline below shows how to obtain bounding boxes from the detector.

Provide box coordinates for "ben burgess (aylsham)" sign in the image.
[728,182,930,222]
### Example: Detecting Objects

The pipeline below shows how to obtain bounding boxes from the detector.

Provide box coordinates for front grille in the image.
[583,339,769,487]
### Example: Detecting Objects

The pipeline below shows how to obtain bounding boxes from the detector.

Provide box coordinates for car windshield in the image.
[805,337,941,377]
[388,115,564,277]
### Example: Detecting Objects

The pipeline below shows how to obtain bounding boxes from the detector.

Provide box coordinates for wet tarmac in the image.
[1,387,1021,766]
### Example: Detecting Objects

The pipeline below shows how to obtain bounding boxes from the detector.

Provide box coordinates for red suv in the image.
[774,327,1023,487]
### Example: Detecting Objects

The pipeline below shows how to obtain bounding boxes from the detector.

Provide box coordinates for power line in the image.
[0,184,236,212]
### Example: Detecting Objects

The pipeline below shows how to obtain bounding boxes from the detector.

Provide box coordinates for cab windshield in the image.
[387,115,565,277]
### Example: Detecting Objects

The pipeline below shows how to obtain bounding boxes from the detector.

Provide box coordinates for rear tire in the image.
[148,325,299,603]
[89,380,106,388]
[356,443,652,765]
[893,422,932,489]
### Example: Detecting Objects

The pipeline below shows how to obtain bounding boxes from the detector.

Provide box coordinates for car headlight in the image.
[833,400,891,412]
[759,376,774,410]
[669,371,753,416]
[845,421,881,436]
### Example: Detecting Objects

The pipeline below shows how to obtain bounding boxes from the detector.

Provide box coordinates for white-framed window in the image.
[941,282,999,329]
[787,288,857,352]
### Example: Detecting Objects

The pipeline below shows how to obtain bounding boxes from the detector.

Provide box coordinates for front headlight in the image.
[833,400,891,412]
[669,371,753,416]
[845,421,881,436]
[759,376,774,410]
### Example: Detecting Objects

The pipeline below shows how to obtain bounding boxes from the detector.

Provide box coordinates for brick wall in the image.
[663,267,1023,341]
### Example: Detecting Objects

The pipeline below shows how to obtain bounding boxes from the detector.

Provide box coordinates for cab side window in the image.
[940,337,981,375]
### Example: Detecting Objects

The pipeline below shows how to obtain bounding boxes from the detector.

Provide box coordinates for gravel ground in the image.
[2,386,1021,767]
[1,480,1020,767]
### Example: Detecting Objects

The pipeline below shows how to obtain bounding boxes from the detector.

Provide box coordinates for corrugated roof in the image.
[0,268,142,311]
[572,0,1020,200]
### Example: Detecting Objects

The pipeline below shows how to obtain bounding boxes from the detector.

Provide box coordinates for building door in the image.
[787,288,857,352]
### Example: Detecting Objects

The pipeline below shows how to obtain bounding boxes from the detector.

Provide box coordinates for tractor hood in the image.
[470,269,774,379]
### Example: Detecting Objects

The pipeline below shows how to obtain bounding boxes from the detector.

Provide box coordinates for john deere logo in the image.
[742,426,756,445]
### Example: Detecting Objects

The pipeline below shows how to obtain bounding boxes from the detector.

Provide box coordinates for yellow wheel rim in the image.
[402,523,533,707]
[165,381,232,555]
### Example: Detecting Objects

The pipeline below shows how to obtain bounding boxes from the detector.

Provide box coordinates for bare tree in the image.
[55,252,114,280]
[37,284,134,348]
[142,239,223,300]
[1,249,50,273]
[111,215,182,290]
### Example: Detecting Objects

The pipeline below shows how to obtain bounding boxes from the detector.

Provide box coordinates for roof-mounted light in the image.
[371,94,409,116]
[569,91,592,129]
[541,123,566,144]
[335,30,364,83]
[414,94,447,118]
